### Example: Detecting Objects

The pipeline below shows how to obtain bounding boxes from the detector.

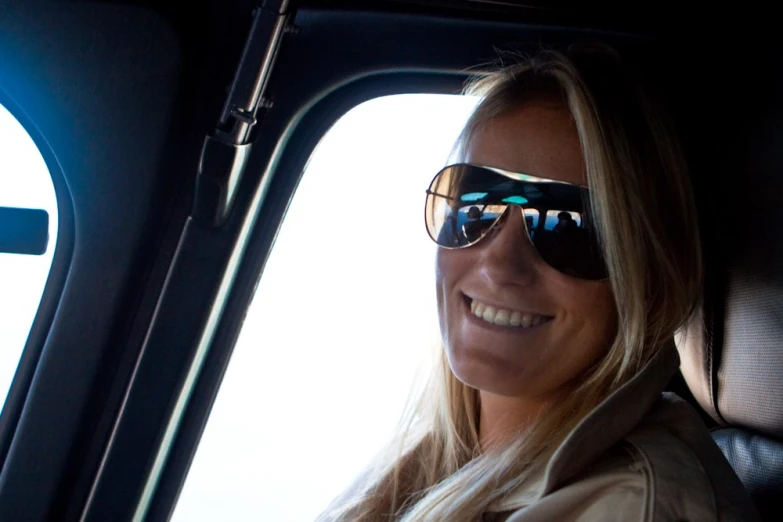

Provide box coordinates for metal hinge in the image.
[193,0,293,227]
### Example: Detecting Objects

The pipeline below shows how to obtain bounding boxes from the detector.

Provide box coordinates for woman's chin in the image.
[447,345,535,396]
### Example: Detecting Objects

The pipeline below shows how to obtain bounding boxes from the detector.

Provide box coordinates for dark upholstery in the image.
[713,429,783,520]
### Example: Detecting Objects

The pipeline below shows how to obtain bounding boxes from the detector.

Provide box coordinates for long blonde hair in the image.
[325,45,702,521]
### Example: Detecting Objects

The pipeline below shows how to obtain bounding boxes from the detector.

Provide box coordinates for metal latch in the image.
[193,0,291,227]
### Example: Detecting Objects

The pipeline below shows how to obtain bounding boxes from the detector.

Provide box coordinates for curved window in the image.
[172,93,479,521]
[0,102,58,410]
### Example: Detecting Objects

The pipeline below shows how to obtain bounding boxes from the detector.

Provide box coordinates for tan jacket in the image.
[483,344,760,522]
[322,344,760,521]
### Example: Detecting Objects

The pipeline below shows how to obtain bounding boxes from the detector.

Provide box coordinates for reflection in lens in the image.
[460,205,501,243]
[530,209,606,279]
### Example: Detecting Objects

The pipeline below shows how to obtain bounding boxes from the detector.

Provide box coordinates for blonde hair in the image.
[324,45,702,521]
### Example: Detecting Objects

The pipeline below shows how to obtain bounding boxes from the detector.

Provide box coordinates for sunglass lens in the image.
[528,210,607,279]
[425,164,501,248]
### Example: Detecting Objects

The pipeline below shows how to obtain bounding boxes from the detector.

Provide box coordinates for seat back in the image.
[676,44,783,521]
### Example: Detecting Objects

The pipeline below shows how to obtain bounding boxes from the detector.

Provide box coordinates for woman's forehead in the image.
[464,102,586,187]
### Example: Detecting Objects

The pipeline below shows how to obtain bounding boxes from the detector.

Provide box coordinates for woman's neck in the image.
[478,391,551,451]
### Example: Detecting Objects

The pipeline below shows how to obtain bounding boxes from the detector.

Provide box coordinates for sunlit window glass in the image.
[172,93,479,521]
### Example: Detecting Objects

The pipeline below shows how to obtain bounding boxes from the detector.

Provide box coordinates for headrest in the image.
[678,269,783,438]
[676,65,783,439]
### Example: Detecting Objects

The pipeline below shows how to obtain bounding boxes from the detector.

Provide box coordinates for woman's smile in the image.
[462,293,554,331]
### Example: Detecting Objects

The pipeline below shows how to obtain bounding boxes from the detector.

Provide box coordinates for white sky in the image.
[172,93,479,521]
[0,92,480,521]
[0,103,58,409]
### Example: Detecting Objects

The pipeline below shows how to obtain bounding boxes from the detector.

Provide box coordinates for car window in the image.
[171,93,479,521]
[0,102,58,411]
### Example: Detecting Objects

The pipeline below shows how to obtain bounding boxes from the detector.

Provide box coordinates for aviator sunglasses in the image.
[424,163,608,280]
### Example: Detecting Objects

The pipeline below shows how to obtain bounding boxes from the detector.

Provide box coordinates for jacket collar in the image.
[488,342,680,512]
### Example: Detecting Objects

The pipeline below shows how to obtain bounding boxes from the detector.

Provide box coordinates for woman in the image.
[321,46,760,521]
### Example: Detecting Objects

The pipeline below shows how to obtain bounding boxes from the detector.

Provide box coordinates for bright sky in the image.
[172,93,479,521]
[0,92,480,521]
[0,102,58,409]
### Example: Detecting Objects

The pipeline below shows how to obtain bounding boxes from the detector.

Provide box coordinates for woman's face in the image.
[436,100,617,402]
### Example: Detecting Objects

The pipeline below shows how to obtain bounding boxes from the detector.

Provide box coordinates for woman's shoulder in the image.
[498,393,759,522]
[621,392,760,522]
[497,442,647,521]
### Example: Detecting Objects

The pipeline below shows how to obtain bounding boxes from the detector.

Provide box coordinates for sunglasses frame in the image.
[424,163,608,281]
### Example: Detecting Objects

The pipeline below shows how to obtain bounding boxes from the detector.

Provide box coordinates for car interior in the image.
[0,1,781,520]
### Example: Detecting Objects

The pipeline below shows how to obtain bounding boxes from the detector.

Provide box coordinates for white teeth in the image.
[493,309,510,326]
[469,299,549,328]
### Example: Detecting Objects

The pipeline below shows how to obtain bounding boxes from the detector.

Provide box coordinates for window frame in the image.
[151,73,469,520]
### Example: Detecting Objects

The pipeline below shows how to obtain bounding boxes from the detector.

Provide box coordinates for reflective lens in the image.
[425,164,608,280]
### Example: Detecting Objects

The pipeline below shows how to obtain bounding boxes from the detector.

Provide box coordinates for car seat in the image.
[677,183,783,521]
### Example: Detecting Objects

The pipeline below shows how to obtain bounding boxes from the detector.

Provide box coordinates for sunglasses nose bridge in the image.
[498,204,532,235]
[488,204,537,250]
[474,205,541,285]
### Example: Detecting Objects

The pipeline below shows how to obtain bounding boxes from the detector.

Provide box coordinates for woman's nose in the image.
[476,207,539,284]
